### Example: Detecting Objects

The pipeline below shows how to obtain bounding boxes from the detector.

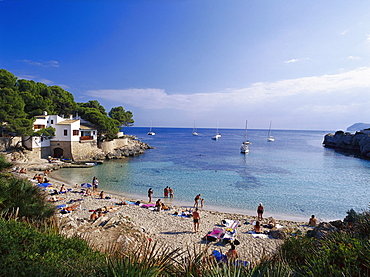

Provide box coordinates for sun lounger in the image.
[205,227,224,242]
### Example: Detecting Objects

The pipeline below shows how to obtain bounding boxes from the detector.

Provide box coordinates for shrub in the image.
[0,218,106,276]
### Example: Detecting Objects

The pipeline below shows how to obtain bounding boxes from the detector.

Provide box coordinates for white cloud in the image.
[340,30,348,35]
[284,58,309,64]
[20,59,60,67]
[87,67,370,110]
[86,67,370,129]
[284,58,299,64]
[348,56,360,60]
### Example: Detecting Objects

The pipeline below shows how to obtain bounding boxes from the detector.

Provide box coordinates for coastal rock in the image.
[323,130,370,158]
[269,229,287,239]
[308,222,338,239]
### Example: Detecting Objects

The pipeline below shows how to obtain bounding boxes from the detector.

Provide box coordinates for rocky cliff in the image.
[323,130,370,159]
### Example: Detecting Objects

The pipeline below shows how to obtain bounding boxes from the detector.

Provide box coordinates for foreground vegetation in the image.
[0,155,369,276]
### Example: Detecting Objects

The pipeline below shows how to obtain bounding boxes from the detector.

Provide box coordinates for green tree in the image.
[18,80,53,118]
[48,86,77,117]
[0,69,17,89]
[79,100,107,115]
[80,108,119,140]
[109,106,134,127]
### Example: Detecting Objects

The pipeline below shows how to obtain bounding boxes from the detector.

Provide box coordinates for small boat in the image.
[147,121,156,135]
[192,120,198,136]
[211,123,221,140]
[240,120,250,153]
[267,121,274,142]
[240,142,250,154]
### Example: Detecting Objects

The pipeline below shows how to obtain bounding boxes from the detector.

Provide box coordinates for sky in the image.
[1,0,370,131]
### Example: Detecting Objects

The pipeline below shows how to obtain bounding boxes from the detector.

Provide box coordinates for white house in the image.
[23,112,98,160]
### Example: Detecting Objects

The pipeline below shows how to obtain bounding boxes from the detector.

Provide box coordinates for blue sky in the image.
[1,0,370,131]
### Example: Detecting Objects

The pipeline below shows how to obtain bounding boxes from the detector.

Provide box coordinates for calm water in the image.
[52,127,370,221]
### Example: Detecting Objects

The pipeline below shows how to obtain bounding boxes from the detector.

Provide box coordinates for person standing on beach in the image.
[169,187,174,198]
[192,208,200,232]
[93,177,99,192]
[257,203,264,221]
[148,188,153,202]
[194,194,201,208]
[164,186,169,198]
[200,198,204,208]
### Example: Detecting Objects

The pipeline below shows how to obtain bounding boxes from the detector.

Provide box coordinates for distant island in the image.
[346,122,370,132]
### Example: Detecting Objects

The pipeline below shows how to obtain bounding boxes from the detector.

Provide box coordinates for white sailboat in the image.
[240,120,250,153]
[147,121,156,135]
[211,123,221,140]
[192,120,198,136]
[267,121,274,142]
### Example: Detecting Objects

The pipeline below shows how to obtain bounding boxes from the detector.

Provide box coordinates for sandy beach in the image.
[16,162,314,264]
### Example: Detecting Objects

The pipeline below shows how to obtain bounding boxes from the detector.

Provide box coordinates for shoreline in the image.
[14,162,319,263]
[49,169,328,223]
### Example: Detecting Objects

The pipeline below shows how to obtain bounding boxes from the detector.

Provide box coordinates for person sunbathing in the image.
[155,199,162,211]
[161,203,169,210]
[90,211,98,221]
[226,243,238,261]
[308,215,317,227]
[100,191,105,199]
[254,221,262,233]
[59,184,67,193]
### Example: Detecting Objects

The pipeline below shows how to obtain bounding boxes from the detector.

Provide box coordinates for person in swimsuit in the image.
[257,203,264,221]
[148,188,153,202]
[192,208,200,232]
[194,194,201,208]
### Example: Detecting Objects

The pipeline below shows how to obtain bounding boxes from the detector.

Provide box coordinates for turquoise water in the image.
[51,127,370,221]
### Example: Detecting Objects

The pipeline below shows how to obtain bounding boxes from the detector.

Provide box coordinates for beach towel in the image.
[249,230,268,239]
[141,203,155,208]
[205,227,224,242]
[222,228,237,242]
[221,219,240,229]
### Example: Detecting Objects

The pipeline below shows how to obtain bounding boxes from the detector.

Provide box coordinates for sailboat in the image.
[267,121,274,142]
[240,120,250,153]
[147,121,156,135]
[211,123,221,140]
[192,121,198,136]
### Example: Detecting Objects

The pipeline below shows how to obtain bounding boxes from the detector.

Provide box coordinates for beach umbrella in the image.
[81,183,92,188]
[37,183,53,188]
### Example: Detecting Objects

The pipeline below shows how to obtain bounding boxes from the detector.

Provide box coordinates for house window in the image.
[51,120,54,124]
[93,131,96,135]
[33,124,45,129]
[64,129,68,136]
[73,130,79,136]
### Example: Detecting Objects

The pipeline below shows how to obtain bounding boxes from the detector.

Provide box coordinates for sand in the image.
[15,164,314,264]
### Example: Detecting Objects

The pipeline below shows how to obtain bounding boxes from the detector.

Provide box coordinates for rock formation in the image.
[323,130,370,159]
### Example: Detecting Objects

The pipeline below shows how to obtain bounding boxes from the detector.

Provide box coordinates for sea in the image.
[51,127,370,222]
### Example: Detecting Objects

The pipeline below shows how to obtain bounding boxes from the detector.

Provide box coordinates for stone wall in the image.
[99,137,129,153]
[71,140,105,161]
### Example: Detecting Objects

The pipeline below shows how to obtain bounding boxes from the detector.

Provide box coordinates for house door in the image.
[53,148,63,158]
